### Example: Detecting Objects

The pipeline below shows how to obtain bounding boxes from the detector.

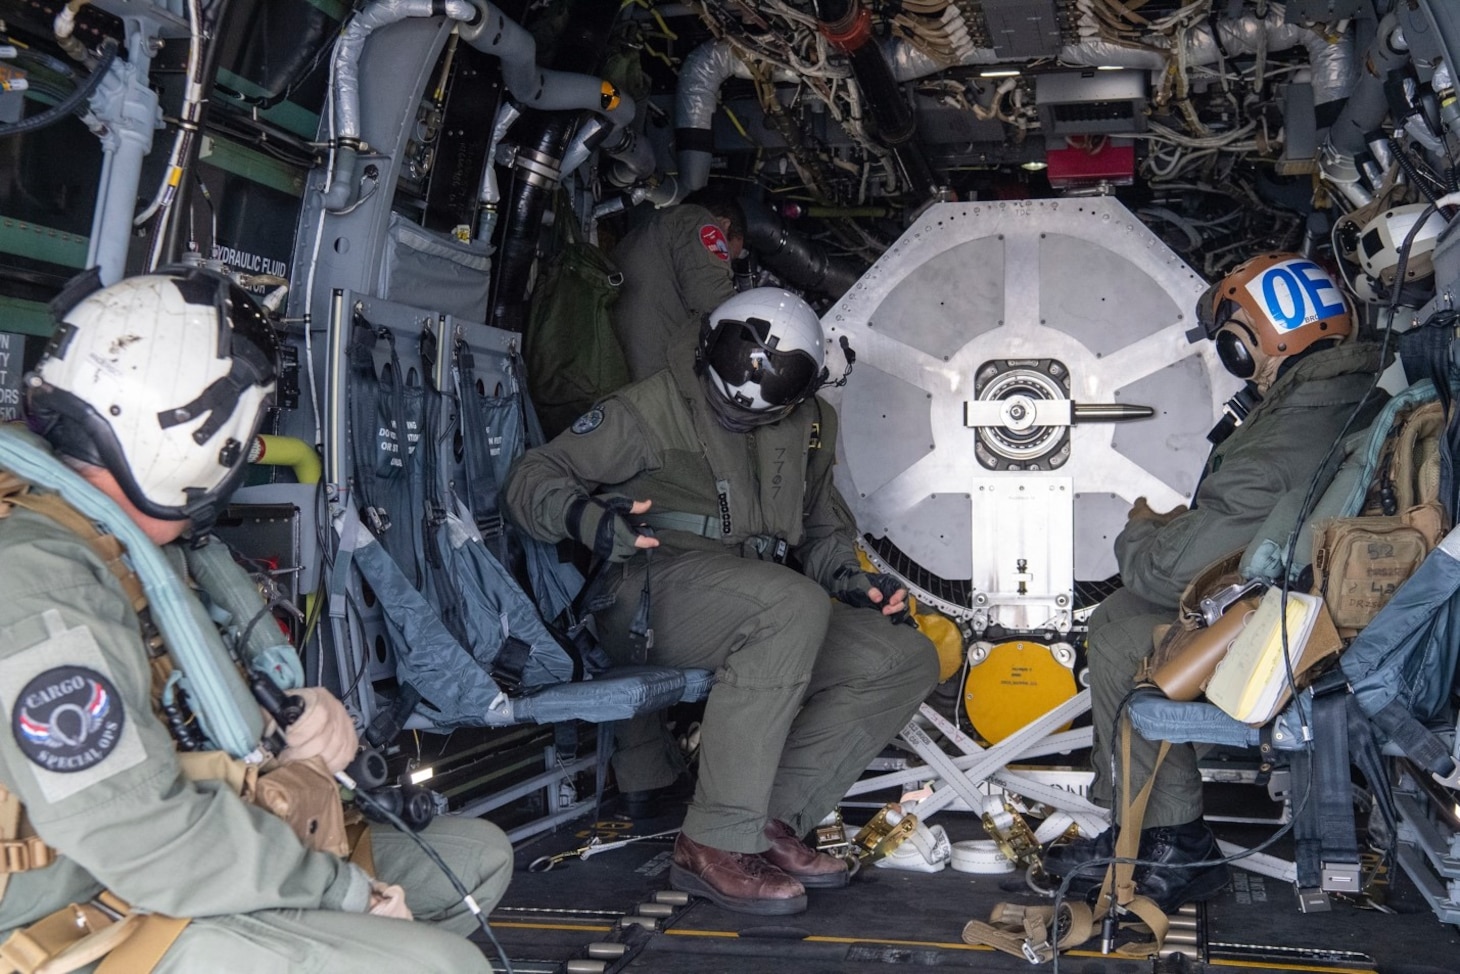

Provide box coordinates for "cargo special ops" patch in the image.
[14,665,125,773]
[2,609,146,802]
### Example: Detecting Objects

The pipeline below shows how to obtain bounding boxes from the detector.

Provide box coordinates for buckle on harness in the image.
[1,836,54,874]
[365,506,391,533]
[1021,940,1046,964]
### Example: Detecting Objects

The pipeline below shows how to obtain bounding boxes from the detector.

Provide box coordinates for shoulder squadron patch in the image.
[571,407,605,434]
[14,665,126,774]
[699,223,730,261]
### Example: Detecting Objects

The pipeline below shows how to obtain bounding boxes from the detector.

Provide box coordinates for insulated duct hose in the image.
[249,434,323,486]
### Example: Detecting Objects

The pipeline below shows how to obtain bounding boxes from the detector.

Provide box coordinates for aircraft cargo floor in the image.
[480,798,1460,974]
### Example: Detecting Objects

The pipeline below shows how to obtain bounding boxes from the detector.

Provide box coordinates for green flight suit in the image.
[503,351,939,853]
[1087,342,1388,827]
[0,475,511,972]
[610,203,736,382]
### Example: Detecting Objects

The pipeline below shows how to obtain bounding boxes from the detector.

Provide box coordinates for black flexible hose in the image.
[1389,135,1442,207]
[488,113,575,332]
[741,195,864,299]
[0,38,117,140]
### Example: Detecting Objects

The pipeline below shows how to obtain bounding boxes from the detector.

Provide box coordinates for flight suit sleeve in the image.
[792,402,866,592]
[503,398,660,546]
[666,208,736,323]
[1114,445,1287,607]
[0,530,370,919]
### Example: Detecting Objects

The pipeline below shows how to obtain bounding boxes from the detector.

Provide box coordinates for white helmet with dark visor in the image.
[700,288,828,416]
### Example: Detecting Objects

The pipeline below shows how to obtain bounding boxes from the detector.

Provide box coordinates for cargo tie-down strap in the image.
[961,719,1172,961]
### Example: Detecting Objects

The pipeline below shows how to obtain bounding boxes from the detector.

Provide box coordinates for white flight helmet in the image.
[699,287,828,417]
[1357,202,1447,288]
[26,267,279,527]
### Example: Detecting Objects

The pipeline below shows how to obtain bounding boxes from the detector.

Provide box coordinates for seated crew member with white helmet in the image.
[0,268,511,972]
[504,287,940,916]
[1042,254,1389,911]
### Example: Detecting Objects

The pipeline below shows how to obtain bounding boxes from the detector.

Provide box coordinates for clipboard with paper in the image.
[1203,588,1343,724]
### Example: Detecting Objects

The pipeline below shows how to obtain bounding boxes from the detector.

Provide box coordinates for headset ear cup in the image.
[1215,324,1257,379]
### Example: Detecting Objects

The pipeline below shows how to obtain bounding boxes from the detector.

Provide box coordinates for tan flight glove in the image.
[276,686,358,774]
[368,881,413,921]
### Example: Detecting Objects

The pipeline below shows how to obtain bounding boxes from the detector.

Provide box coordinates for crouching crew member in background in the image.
[0,269,511,972]
[1044,254,1389,911]
[504,287,939,915]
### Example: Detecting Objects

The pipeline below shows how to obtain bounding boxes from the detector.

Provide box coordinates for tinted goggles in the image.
[704,315,825,407]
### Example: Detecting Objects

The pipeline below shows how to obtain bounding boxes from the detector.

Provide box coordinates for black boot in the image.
[620,773,696,819]
[1041,827,1115,899]
[1130,820,1230,913]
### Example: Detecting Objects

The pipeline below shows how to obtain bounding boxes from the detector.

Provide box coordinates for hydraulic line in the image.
[0,37,115,138]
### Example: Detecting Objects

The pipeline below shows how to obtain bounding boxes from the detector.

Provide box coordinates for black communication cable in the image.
[349,785,516,974]
[254,681,517,974]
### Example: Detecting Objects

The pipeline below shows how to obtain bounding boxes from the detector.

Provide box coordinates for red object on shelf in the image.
[1045,139,1136,189]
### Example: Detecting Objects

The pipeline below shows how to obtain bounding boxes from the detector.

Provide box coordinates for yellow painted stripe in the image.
[661,929,1368,973]
[1210,958,1370,973]
[489,921,614,933]
[663,929,990,951]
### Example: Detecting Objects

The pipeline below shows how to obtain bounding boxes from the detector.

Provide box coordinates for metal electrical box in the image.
[1036,70,1148,137]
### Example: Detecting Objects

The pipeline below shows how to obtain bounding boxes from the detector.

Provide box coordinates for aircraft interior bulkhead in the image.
[4,0,1460,971]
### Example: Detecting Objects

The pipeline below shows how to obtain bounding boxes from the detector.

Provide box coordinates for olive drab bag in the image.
[524,207,631,440]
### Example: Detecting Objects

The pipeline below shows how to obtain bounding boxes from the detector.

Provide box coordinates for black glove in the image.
[834,569,911,624]
[567,495,645,562]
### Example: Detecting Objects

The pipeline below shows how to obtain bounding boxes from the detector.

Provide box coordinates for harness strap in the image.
[964,717,1172,959]
[93,912,188,974]
[0,785,54,901]
[1082,716,1172,957]
[0,892,186,974]
[0,473,145,612]
[1291,689,1362,898]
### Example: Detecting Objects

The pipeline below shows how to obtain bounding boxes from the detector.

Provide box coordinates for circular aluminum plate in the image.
[819,198,1242,615]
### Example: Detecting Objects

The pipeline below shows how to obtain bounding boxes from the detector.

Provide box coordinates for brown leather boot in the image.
[670,832,808,915]
[761,819,851,888]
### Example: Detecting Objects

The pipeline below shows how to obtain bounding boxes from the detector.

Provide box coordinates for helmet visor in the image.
[704,316,823,408]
